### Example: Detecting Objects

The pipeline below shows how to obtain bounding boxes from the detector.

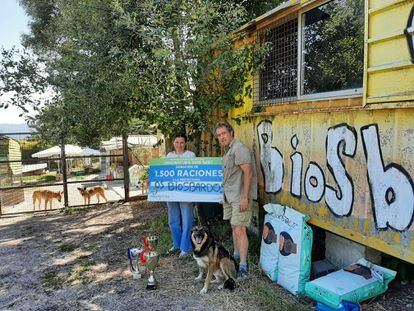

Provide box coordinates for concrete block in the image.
[325,232,381,267]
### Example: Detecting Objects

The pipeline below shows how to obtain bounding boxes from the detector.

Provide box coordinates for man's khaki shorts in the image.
[223,200,253,227]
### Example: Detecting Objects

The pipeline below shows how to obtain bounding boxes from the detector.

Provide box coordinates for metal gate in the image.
[0,132,133,215]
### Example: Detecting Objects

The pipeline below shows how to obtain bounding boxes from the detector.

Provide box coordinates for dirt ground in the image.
[0,201,412,311]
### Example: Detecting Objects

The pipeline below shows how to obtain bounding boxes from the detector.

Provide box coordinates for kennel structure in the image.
[0,135,24,208]
[220,0,414,263]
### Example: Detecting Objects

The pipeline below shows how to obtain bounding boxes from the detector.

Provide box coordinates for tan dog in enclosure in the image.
[33,190,63,210]
[77,186,107,205]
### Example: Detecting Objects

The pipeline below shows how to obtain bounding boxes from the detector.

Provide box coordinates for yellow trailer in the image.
[227,0,414,263]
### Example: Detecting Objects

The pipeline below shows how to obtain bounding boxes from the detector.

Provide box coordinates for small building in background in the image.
[22,163,47,176]
[100,134,162,178]
[0,135,24,209]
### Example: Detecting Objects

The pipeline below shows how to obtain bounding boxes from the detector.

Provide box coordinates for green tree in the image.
[0,48,47,113]
[19,138,51,160]
[302,0,364,94]
[241,0,286,20]
[1,0,267,150]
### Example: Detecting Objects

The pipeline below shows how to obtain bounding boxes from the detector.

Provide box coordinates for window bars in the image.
[255,15,298,105]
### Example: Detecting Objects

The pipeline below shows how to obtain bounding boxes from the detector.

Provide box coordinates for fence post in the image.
[61,140,69,208]
[122,133,130,202]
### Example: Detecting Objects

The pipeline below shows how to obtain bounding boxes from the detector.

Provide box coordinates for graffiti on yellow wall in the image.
[257,120,414,233]
[406,7,414,62]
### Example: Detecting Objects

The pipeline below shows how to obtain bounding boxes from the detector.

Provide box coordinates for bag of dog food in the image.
[259,203,313,295]
[305,259,396,309]
[259,205,281,281]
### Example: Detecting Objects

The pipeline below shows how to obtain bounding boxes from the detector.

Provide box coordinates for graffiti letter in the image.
[405,7,414,63]
[290,135,303,198]
[325,124,357,217]
[361,124,414,231]
[304,162,325,202]
[257,121,284,193]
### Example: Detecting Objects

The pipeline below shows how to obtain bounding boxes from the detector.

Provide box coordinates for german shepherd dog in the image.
[77,186,107,205]
[33,190,62,210]
[191,226,238,294]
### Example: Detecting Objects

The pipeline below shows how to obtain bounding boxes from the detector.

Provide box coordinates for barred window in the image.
[258,17,298,103]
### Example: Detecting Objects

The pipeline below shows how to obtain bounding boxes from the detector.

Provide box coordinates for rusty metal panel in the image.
[365,0,414,104]
[233,108,414,263]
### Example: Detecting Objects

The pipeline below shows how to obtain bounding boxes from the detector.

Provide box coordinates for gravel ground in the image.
[0,201,412,311]
[0,201,307,311]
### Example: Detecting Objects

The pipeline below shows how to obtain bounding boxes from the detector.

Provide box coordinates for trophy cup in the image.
[128,247,144,279]
[146,234,158,251]
[145,250,159,290]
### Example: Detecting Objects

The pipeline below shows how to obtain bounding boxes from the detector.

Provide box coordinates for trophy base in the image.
[146,283,157,290]
[132,272,141,280]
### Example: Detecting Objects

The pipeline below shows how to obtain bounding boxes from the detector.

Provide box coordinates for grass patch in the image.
[209,219,232,241]
[66,261,95,285]
[247,282,307,311]
[74,175,89,180]
[22,173,57,185]
[146,212,309,310]
[42,271,63,289]
[208,220,309,311]
[59,243,76,252]
[77,254,90,261]
[149,214,172,255]
[63,207,74,215]
[64,256,97,286]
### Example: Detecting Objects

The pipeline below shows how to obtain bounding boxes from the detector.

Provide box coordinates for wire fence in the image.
[0,132,154,215]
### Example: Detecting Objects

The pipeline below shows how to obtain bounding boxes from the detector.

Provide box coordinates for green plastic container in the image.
[305,259,396,309]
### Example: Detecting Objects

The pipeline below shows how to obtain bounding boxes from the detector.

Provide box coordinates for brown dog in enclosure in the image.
[77,186,107,205]
[33,190,63,210]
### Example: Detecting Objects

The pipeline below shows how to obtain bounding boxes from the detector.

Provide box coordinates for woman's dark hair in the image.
[173,132,187,142]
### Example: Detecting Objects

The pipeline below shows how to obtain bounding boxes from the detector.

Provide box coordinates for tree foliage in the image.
[302,0,364,94]
[0,48,47,113]
[1,0,269,148]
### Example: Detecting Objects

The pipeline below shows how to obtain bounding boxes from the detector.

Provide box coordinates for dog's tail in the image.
[224,278,236,290]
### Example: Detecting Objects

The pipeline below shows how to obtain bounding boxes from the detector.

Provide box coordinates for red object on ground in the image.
[105,174,114,181]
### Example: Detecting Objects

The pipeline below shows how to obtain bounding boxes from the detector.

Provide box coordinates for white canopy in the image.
[101,135,158,151]
[81,147,100,156]
[32,144,83,158]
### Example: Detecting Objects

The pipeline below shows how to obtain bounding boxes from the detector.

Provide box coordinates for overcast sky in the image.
[0,0,31,124]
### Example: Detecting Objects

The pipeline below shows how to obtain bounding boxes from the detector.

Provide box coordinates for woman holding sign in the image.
[166,133,196,257]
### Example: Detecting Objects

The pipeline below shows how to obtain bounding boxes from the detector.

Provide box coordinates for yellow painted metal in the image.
[230,109,414,263]
[225,0,414,263]
[368,0,412,14]
[364,0,414,104]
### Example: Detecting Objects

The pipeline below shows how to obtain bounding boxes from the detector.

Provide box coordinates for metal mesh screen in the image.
[255,15,298,105]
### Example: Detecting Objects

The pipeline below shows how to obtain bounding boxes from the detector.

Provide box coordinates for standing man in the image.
[215,122,257,278]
